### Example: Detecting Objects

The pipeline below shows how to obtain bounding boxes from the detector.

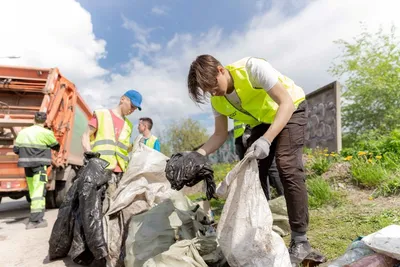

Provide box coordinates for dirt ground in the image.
[0,197,79,267]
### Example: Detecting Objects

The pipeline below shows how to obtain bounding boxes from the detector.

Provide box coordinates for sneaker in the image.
[288,239,312,266]
[26,219,48,230]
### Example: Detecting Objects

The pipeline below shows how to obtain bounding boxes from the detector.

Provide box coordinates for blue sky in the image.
[77,0,307,71]
[1,0,399,137]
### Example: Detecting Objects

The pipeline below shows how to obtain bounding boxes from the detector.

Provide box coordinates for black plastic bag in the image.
[48,152,111,264]
[70,212,94,265]
[75,156,111,261]
[165,151,216,200]
[48,178,79,260]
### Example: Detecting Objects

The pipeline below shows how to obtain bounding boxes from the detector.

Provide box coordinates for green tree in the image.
[164,118,209,154]
[329,25,400,144]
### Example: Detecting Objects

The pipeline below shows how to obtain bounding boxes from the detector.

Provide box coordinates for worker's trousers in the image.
[24,166,47,222]
[247,100,309,233]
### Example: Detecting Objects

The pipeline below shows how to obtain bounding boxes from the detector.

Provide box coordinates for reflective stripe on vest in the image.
[145,135,158,149]
[90,109,132,171]
[211,57,305,126]
[233,120,246,139]
[14,125,58,166]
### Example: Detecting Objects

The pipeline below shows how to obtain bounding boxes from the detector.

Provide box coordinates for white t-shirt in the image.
[212,57,279,117]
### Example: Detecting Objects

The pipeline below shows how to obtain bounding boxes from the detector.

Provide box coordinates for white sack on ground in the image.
[362,224,400,260]
[216,153,291,267]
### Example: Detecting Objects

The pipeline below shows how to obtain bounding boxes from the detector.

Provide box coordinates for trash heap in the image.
[48,141,293,267]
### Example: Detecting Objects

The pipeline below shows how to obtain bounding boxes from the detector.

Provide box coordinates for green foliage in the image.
[306,149,338,176]
[160,142,172,157]
[329,24,400,141]
[377,175,400,197]
[350,156,388,188]
[212,162,236,184]
[162,118,209,154]
[307,176,342,209]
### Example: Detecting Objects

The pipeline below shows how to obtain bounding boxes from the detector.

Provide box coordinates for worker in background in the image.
[187,55,320,265]
[137,117,161,152]
[81,90,142,210]
[13,112,60,230]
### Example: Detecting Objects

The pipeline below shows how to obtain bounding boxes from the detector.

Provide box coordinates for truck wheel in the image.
[55,167,75,208]
[46,191,57,209]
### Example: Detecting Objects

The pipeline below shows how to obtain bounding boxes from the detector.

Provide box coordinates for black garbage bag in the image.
[78,161,109,260]
[165,151,216,200]
[70,212,94,265]
[48,152,111,264]
[48,178,79,260]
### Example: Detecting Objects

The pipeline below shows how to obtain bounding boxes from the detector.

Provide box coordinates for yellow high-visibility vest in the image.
[211,57,305,127]
[90,109,132,172]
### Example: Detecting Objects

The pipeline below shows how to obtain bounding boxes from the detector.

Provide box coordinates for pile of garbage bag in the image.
[48,152,112,265]
[321,224,400,267]
[48,136,294,267]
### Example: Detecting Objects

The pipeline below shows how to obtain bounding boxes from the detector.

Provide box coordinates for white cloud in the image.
[1,0,400,137]
[151,6,168,16]
[0,0,107,88]
[122,16,162,56]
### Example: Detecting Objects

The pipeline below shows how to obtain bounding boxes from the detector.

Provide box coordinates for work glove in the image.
[247,136,271,160]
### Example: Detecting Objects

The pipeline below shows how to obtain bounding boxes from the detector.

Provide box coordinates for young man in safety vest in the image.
[137,117,160,152]
[187,55,320,265]
[14,112,60,230]
[82,90,142,207]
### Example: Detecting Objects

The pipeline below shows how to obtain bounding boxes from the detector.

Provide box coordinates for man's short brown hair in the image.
[139,117,153,130]
[187,54,222,104]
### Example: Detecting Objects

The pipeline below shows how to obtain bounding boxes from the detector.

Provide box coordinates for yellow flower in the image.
[324,154,329,157]
[344,156,353,161]
[368,196,374,200]
[368,159,373,163]
[358,151,367,156]
[330,153,337,157]
[323,148,328,153]
[376,155,382,160]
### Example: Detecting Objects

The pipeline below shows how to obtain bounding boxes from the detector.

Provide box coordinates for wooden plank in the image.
[0,119,33,127]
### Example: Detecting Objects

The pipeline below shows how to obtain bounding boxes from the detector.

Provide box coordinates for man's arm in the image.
[82,125,96,152]
[153,139,161,152]
[246,58,295,143]
[263,81,295,143]
[197,115,228,156]
[45,131,61,152]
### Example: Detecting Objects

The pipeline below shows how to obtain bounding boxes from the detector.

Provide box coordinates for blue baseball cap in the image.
[124,90,142,111]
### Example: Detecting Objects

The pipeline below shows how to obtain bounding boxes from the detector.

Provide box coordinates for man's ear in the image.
[217,65,225,74]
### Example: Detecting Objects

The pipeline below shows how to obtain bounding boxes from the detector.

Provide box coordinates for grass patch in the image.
[376,175,400,197]
[350,156,388,188]
[304,207,400,259]
[307,176,343,209]
[212,162,236,184]
[305,149,338,176]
